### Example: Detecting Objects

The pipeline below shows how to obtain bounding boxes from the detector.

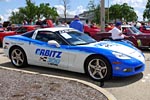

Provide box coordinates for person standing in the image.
[69,15,84,32]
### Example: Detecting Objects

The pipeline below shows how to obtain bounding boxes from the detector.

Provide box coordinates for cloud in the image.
[1,4,86,22]
[111,0,146,8]
[0,15,4,21]
[135,10,143,21]
[54,5,65,14]
[0,8,19,22]
[74,6,86,15]
[55,5,86,15]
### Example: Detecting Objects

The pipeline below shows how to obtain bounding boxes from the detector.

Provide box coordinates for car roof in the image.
[36,27,76,32]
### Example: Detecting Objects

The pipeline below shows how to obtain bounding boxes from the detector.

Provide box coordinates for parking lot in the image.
[0,48,150,100]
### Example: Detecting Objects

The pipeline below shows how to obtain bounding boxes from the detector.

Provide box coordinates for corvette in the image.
[3,27,145,81]
[0,25,41,46]
[94,25,150,49]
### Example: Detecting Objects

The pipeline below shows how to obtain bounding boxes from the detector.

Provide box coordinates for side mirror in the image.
[48,40,60,48]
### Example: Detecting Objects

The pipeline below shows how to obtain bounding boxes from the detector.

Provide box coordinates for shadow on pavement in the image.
[102,73,143,88]
[0,61,143,88]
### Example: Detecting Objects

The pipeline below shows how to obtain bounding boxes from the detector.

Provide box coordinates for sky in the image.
[0,0,147,23]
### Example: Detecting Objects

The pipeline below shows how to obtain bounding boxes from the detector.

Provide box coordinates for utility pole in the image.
[108,0,109,23]
[100,0,105,32]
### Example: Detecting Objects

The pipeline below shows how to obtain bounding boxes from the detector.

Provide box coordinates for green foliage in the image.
[87,0,101,24]
[109,4,121,21]
[9,0,58,24]
[87,1,138,24]
[87,0,96,10]
[109,3,138,22]
[143,0,150,21]
[9,11,24,24]
[39,3,58,20]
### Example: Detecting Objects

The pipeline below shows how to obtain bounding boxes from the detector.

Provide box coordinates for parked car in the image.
[0,25,41,46]
[139,26,150,33]
[3,27,145,81]
[84,24,100,36]
[0,25,4,32]
[92,25,150,49]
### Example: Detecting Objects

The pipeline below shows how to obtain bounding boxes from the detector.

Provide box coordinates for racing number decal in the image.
[35,48,62,65]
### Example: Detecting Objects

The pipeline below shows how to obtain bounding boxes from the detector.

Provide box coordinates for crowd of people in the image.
[1,15,150,38]
[0,14,100,33]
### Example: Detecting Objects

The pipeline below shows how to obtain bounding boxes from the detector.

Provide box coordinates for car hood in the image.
[88,41,138,53]
[85,41,145,62]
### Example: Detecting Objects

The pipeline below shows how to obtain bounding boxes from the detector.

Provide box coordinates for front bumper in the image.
[112,58,145,77]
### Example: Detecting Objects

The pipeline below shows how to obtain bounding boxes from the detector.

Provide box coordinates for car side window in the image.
[35,31,67,45]
[16,27,27,33]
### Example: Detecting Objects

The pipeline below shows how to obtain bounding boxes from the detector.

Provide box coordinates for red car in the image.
[0,25,41,46]
[0,25,4,32]
[139,26,150,33]
[0,28,4,32]
[84,24,100,37]
[92,25,150,49]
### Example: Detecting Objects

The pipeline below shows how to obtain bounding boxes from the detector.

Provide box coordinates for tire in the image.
[85,56,112,81]
[0,42,2,47]
[10,47,27,68]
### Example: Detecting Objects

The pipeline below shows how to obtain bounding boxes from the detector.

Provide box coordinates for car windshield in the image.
[144,26,150,30]
[129,26,143,35]
[60,31,96,45]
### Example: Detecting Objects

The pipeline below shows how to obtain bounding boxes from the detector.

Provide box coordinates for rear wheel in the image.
[85,56,112,81]
[10,47,27,68]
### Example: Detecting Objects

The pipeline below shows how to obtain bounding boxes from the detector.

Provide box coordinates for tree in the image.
[109,3,137,22]
[9,0,58,24]
[19,0,38,23]
[120,3,137,21]
[87,0,111,24]
[109,4,122,21]
[9,11,24,24]
[87,0,101,24]
[39,3,58,20]
[61,0,70,22]
[143,0,150,21]
[87,0,96,10]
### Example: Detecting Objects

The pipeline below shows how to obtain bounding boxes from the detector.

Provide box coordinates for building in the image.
[57,14,87,24]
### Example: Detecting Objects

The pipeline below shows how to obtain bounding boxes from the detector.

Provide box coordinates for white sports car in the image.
[3,27,145,81]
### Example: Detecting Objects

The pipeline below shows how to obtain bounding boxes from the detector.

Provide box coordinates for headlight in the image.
[112,52,131,59]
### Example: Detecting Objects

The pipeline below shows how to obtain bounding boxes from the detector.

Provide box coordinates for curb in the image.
[0,66,117,100]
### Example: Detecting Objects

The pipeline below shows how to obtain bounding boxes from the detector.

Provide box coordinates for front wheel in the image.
[85,56,112,81]
[10,47,27,68]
